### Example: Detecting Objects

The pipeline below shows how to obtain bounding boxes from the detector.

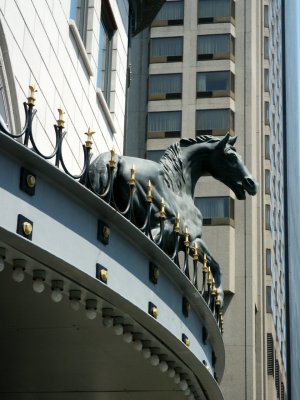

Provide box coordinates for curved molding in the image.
[0,131,225,387]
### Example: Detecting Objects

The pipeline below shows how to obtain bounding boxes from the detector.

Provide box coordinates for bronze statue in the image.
[88,134,258,303]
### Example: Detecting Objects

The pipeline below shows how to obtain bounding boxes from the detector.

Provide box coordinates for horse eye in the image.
[227,154,237,164]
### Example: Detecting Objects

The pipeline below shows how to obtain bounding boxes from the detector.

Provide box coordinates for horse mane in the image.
[159,135,221,194]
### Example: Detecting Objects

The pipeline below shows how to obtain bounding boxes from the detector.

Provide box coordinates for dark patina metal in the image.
[88,134,258,308]
[129,0,166,35]
[0,88,258,331]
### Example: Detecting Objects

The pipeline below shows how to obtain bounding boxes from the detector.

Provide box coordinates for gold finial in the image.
[203,253,208,273]
[193,241,199,261]
[84,127,95,149]
[27,84,37,106]
[183,226,190,248]
[146,180,152,203]
[216,293,221,306]
[211,278,217,297]
[219,311,223,321]
[129,164,136,186]
[109,146,116,168]
[160,197,166,219]
[207,266,212,285]
[111,146,115,160]
[57,106,65,128]
[174,213,180,233]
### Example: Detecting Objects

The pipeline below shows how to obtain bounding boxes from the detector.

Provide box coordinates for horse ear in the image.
[217,133,230,151]
[229,136,237,146]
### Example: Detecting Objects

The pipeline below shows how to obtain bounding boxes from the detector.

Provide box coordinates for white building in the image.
[0,0,129,168]
[0,1,226,400]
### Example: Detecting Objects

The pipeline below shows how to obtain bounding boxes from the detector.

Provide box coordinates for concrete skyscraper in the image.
[126,0,295,398]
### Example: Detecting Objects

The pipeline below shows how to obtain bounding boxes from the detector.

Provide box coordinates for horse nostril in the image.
[243,177,255,188]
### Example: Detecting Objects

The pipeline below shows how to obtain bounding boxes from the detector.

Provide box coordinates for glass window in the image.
[196,71,234,97]
[266,249,272,275]
[265,102,270,125]
[265,169,271,194]
[264,36,269,60]
[265,135,270,159]
[194,196,234,225]
[266,286,273,313]
[264,5,269,28]
[265,204,271,230]
[153,0,184,25]
[70,0,89,44]
[150,37,183,62]
[196,108,234,135]
[198,0,235,22]
[97,5,115,105]
[264,69,270,92]
[149,73,182,100]
[197,34,234,60]
[147,111,181,138]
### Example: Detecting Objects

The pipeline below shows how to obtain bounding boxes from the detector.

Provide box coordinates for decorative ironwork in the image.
[0,86,234,330]
[0,87,92,185]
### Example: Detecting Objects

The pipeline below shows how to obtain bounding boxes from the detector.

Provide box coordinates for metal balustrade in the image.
[0,86,224,332]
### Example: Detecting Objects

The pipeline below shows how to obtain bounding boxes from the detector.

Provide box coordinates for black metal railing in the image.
[0,87,223,333]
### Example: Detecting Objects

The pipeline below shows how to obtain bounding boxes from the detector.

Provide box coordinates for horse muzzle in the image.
[242,177,258,196]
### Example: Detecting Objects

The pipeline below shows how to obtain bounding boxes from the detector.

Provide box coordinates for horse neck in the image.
[181,144,211,197]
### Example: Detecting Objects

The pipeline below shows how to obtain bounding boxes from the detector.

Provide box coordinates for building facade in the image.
[0,1,227,400]
[0,0,132,162]
[126,0,292,398]
[283,1,300,399]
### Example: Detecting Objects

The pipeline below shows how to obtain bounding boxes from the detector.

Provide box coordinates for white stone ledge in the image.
[69,20,93,77]
[96,88,117,134]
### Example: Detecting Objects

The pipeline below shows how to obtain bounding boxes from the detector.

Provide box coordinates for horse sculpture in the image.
[88,134,258,302]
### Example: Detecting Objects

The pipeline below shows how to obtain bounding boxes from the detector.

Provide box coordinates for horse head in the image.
[207,134,258,200]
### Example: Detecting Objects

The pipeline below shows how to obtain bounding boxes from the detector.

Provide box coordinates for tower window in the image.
[264,5,269,28]
[265,169,271,194]
[153,0,184,26]
[198,0,235,24]
[266,249,272,275]
[264,69,270,92]
[196,71,234,98]
[264,102,270,125]
[150,37,183,63]
[147,111,181,138]
[264,36,269,60]
[265,204,271,230]
[196,108,234,136]
[265,135,270,159]
[149,73,182,100]
[197,34,235,61]
[194,196,234,226]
